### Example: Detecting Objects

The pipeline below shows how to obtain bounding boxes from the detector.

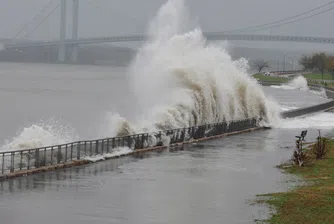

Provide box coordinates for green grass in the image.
[256,140,334,224]
[253,74,288,83]
[303,73,334,81]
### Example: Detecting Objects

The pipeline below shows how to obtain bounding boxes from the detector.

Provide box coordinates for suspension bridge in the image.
[1,0,334,63]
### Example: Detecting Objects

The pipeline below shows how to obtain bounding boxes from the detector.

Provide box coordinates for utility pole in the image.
[292,59,294,70]
[277,60,280,71]
[283,54,286,72]
[71,0,79,63]
[58,0,67,62]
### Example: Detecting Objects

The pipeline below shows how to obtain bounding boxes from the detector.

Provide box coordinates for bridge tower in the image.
[71,0,79,63]
[58,0,67,62]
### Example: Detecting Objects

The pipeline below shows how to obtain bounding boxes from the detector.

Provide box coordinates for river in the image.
[0,62,334,223]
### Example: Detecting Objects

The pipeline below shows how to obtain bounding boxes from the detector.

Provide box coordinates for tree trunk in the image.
[322,70,324,80]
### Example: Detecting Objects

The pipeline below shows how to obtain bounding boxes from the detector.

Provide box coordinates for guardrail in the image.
[0,118,258,175]
[258,80,334,118]
[281,100,334,118]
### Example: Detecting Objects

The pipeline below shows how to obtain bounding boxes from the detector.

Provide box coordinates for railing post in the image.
[77,143,81,160]
[44,148,47,166]
[127,136,132,149]
[70,143,74,160]
[106,138,110,153]
[95,140,99,155]
[84,141,87,156]
[121,137,125,147]
[10,152,14,173]
[1,153,4,174]
[65,144,68,162]
[27,150,31,170]
[51,147,54,165]
[35,149,40,168]
[57,145,61,164]
[136,135,140,149]
[112,138,116,149]
[181,129,185,142]
[20,151,23,170]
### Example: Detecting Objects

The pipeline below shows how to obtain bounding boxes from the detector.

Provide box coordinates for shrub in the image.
[312,130,328,159]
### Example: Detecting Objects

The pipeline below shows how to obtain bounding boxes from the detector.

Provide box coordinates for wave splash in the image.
[287,76,309,90]
[271,76,309,91]
[271,76,327,98]
[1,118,78,151]
[310,87,327,98]
[0,0,280,151]
[111,0,279,136]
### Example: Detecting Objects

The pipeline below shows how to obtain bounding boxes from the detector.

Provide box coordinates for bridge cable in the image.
[22,3,61,39]
[246,6,334,33]
[220,1,334,33]
[12,0,55,39]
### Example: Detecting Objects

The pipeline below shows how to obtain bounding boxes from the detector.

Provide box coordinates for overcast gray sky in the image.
[0,0,333,40]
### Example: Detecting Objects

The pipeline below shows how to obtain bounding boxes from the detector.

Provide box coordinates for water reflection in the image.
[0,127,320,196]
[0,147,189,194]
[0,128,325,224]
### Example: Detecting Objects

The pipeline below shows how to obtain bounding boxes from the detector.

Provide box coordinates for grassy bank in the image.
[253,73,334,89]
[304,73,333,81]
[253,74,288,83]
[256,140,334,224]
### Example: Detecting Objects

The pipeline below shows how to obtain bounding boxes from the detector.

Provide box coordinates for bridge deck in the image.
[4,34,334,49]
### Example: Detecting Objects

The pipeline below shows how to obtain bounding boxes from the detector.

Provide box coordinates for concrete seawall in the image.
[259,81,334,118]
[281,100,334,118]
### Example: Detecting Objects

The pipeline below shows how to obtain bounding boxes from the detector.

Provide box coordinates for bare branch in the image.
[252,60,270,73]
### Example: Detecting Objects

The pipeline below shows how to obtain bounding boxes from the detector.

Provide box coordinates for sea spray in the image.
[1,118,78,151]
[287,76,309,90]
[271,76,309,91]
[111,0,280,136]
[310,87,327,98]
[271,76,327,97]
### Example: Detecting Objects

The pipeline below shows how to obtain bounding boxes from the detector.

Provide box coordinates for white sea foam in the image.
[279,112,334,129]
[310,87,327,98]
[280,105,299,112]
[1,118,78,151]
[108,0,280,136]
[84,147,133,162]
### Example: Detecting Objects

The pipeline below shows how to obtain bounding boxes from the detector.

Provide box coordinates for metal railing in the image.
[0,119,258,175]
[281,100,334,118]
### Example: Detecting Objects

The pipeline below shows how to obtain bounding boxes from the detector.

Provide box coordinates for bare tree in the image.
[299,55,313,70]
[252,60,270,73]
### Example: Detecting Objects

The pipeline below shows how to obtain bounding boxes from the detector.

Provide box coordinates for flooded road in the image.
[0,127,330,224]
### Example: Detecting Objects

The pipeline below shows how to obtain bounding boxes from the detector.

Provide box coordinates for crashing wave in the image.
[110,0,279,137]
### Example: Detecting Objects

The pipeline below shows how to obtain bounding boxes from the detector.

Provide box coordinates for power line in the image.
[221,1,334,33]
[22,3,60,39]
[247,6,334,33]
[13,0,55,39]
